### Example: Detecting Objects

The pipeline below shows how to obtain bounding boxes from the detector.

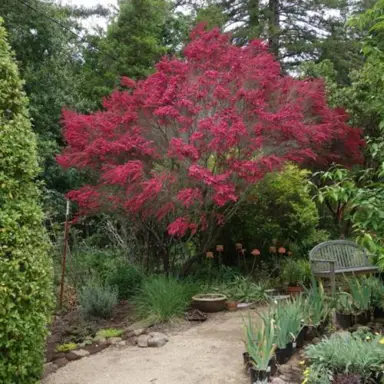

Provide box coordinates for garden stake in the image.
[59,200,70,308]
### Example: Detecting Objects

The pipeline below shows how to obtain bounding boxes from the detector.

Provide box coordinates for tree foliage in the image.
[0,19,53,382]
[58,27,362,267]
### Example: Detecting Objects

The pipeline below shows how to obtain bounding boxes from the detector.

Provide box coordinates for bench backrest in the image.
[309,240,370,272]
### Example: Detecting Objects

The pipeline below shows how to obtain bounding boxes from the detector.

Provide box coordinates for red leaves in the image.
[58,26,363,238]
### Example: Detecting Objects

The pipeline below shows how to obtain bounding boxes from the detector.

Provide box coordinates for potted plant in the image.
[347,277,371,325]
[366,276,384,318]
[281,259,312,296]
[335,292,354,329]
[266,303,295,364]
[244,315,276,382]
[303,278,330,337]
[225,295,238,311]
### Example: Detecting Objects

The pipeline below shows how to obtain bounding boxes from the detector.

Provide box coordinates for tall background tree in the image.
[0,18,53,382]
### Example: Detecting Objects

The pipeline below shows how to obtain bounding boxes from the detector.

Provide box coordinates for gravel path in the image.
[43,310,260,384]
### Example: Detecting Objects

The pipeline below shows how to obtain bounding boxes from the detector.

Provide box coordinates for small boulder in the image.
[66,352,81,361]
[54,357,69,368]
[312,337,321,344]
[138,334,149,348]
[133,328,146,337]
[108,337,123,344]
[71,349,90,358]
[147,332,168,348]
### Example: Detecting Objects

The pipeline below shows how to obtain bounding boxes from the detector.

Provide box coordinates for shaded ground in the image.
[46,301,135,362]
[43,309,259,384]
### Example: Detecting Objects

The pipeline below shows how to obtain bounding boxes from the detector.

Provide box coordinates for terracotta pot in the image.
[226,301,238,311]
[287,285,303,297]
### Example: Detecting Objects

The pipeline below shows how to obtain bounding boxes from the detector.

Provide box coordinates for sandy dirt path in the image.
[43,309,260,384]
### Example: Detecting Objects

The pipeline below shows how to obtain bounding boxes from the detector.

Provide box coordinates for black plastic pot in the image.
[304,325,316,342]
[354,311,370,325]
[269,356,277,376]
[374,306,384,319]
[243,352,251,373]
[336,312,353,329]
[296,326,306,348]
[250,366,270,383]
[275,342,293,364]
[317,319,329,335]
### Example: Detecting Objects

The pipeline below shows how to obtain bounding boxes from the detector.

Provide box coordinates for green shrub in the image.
[134,276,198,322]
[0,20,53,383]
[281,259,312,287]
[226,164,320,253]
[79,282,118,319]
[107,262,143,300]
[56,343,77,352]
[95,328,123,339]
[305,333,384,381]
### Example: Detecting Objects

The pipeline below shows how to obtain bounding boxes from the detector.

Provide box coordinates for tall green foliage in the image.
[0,20,53,382]
[227,164,320,251]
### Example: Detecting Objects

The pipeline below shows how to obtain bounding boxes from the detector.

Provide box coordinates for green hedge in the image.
[0,19,53,383]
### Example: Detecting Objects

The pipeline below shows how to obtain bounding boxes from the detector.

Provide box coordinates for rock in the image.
[42,362,58,378]
[66,352,81,361]
[312,337,321,344]
[138,334,149,348]
[71,349,90,358]
[116,340,127,347]
[51,352,65,361]
[147,332,168,348]
[54,357,69,368]
[108,337,123,344]
[133,328,146,337]
[271,378,288,384]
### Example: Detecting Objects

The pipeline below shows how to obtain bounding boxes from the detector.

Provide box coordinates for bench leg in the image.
[330,262,336,296]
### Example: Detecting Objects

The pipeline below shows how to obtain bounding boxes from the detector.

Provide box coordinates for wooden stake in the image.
[59,200,70,308]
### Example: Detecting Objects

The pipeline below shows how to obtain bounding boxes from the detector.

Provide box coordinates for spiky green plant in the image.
[346,277,372,313]
[304,278,329,326]
[244,314,275,370]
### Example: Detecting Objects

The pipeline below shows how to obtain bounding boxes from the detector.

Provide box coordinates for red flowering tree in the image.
[58,26,363,271]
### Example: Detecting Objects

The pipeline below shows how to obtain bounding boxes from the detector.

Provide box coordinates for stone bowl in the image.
[191,293,227,313]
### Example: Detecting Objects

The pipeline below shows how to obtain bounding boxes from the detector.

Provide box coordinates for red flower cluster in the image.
[58,26,363,237]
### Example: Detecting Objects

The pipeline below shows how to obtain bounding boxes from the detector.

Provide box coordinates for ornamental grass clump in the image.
[346,276,372,313]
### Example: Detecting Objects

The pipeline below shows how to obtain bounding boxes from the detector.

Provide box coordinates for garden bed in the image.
[45,301,135,364]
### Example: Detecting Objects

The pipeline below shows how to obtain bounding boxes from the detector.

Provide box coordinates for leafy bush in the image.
[281,259,312,287]
[0,20,53,383]
[305,333,384,380]
[56,343,77,352]
[134,276,198,322]
[95,328,122,339]
[79,282,118,319]
[107,262,143,300]
[227,164,320,253]
[200,275,269,303]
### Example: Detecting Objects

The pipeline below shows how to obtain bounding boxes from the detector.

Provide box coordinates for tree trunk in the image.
[268,0,280,57]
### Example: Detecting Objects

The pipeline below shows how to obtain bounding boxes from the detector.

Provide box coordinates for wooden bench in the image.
[309,240,378,293]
